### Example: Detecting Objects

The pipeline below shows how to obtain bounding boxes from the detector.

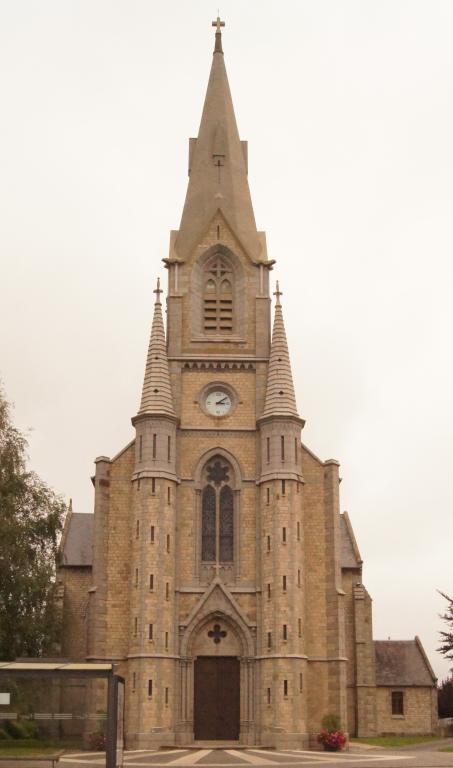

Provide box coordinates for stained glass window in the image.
[201,458,234,564]
[219,485,234,561]
[202,485,216,561]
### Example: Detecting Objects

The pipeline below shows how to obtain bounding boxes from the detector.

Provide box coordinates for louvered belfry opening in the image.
[203,254,233,332]
[201,457,234,562]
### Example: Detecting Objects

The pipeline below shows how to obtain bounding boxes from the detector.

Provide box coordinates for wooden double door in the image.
[194,656,240,740]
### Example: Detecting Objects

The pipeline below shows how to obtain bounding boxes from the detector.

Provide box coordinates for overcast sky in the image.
[1,1,452,682]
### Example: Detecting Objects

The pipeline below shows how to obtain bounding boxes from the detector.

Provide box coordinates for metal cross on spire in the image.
[212,15,225,33]
[274,281,283,306]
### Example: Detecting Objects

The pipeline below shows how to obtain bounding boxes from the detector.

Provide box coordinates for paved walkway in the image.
[58,743,453,768]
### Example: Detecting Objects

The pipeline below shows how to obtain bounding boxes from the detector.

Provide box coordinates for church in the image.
[58,21,437,748]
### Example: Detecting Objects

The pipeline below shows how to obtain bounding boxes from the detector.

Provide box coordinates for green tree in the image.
[438,591,453,671]
[438,678,453,718]
[0,386,66,659]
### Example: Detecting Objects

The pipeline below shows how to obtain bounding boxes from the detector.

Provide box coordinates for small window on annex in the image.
[203,254,234,333]
[391,690,404,715]
[201,456,234,563]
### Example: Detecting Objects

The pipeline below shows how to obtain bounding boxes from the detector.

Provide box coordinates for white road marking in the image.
[249,752,329,762]
[63,754,104,759]
[127,751,185,758]
[249,750,411,763]
[107,755,414,768]
[225,750,276,765]
[169,750,213,765]
[61,748,413,768]
[60,760,105,765]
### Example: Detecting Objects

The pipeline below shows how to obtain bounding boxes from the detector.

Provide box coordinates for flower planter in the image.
[317,727,346,752]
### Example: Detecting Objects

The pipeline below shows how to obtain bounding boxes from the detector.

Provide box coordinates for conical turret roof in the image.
[137,279,175,418]
[175,24,263,262]
[262,284,300,420]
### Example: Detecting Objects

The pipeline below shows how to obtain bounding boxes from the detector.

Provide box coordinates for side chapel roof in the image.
[60,512,93,567]
[374,638,437,686]
[340,512,362,569]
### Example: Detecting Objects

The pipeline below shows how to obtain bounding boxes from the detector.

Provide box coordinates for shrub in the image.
[2,719,39,739]
[321,713,342,732]
[20,719,40,739]
[85,732,106,751]
[0,728,9,740]
[4,720,29,739]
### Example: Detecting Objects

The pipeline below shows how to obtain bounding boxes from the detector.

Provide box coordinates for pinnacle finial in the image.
[137,278,175,418]
[274,281,283,307]
[212,15,225,53]
[153,277,162,303]
[261,282,300,420]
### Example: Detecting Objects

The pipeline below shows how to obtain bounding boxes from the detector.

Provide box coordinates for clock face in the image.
[205,389,232,416]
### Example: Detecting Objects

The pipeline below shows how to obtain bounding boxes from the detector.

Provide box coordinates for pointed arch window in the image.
[201,458,234,563]
[219,486,233,561]
[201,485,216,561]
[203,255,233,332]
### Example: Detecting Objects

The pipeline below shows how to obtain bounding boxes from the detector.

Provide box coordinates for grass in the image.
[439,746,453,752]
[0,740,82,757]
[351,735,443,747]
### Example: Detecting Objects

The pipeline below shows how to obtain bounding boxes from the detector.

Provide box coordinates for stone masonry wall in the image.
[59,567,91,659]
[376,687,436,734]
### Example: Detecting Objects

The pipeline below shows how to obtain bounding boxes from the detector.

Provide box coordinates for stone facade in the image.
[375,688,437,735]
[58,24,437,748]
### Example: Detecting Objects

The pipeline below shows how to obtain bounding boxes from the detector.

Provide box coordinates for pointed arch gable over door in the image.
[178,607,255,746]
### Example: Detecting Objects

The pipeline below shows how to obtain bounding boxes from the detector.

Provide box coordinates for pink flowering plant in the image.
[317,714,347,751]
[85,731,106,751]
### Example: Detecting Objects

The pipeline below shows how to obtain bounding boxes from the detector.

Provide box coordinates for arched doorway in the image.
[190,613,243,741]
[194,655,240,740]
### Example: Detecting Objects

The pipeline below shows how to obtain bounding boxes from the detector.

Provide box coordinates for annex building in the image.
[58,22,437,749]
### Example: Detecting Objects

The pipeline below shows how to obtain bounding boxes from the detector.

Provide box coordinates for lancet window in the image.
[201,457,234,562]
[203,255,233,332]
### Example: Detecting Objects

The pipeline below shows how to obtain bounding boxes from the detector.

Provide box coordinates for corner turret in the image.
[132,279,177,482]
[258,283,304,483]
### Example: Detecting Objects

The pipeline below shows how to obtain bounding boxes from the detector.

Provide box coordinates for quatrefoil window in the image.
[208,624,227,644]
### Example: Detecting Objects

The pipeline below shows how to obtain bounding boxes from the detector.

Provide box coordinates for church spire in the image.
[261,283,300,420]
[137,278,175,418]
[174,19,263,262]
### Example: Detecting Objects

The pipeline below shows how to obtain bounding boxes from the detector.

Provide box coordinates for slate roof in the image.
[374,638,436,686]
[340,512,362,569]
[61,512,93,566]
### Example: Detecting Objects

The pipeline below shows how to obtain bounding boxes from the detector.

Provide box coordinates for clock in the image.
[205,389,232,416]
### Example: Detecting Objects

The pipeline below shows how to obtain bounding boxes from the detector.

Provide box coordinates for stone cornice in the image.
[257,414,305,428]
[131,412,179,427]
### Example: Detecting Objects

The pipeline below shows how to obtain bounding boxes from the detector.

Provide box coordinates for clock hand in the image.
[216,397,228,405]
